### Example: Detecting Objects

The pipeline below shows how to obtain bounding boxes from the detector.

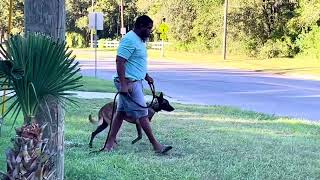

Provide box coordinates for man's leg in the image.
[103,111,126,151]
[139,116,164,152]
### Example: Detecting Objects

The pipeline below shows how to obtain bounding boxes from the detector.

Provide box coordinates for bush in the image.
[98,38,106,48]
[165,39,218,54]
[66,32,86,48]
[259,39,291,59]
[296,26,320,59]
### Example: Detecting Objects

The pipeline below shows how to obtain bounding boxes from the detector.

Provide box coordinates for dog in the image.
[88,92,174,148]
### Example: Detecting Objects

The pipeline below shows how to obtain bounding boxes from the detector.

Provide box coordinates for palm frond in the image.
[0,33,82,125]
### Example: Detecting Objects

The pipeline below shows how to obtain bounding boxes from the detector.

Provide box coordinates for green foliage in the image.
[296,26,320,58]
[66,32,86,48]
[0,34,82,124]
[164,0,196,43]
[191,0,224,50]
[259,39,291,58]
[1,0,319,58]
[97,38,106,48]
[0,0,24,40]
[66,0,139,41]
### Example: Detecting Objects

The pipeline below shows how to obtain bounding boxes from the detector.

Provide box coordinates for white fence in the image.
[105,41,119,48]
[93,41,170,49]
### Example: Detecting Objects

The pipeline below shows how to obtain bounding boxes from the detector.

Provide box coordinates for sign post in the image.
[223,0,228,60]
[89,12,104,78]
[159,20,169,57]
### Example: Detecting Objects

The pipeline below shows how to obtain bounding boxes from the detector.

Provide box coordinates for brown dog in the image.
[88,92,174,148]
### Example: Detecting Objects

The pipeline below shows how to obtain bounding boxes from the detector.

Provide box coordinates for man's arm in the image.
[116,56,128,93]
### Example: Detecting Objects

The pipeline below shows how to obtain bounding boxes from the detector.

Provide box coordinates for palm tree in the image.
[0,33,82,179]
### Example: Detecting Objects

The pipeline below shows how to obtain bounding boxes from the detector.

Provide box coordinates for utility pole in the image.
[223,0,228,60]
[1,0,13,133]
[91,0,94,48]
[8,0,13,37]
[120,0,125,37]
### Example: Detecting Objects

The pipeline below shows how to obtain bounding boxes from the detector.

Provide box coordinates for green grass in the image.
[72,48,320,79]
[1,70,319,179]
[78,76,117,92]
[1,99,320,179]
[78,76,153,95]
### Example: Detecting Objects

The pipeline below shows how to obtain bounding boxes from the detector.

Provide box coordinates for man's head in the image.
[134,15,153,42]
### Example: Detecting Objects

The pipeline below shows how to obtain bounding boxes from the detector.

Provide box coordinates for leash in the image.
[124,83,156,109]
[90,82,156,153]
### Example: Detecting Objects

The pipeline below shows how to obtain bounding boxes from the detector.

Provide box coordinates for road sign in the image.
[89,12,104,30]
[121,27,126,35]
[159,23,169,41]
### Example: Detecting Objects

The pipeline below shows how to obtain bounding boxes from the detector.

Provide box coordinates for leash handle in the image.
[149,83,156,97]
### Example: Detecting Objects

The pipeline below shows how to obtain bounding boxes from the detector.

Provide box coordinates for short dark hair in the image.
[134,15,153,29]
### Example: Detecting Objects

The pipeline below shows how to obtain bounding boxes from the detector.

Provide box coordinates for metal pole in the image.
[90,0,94,48]
[8,0,13,36]
[223,0,228,60]
[94,13,97,78]
[161,40,164,57]
[2,0,13,117]
[120,0,124,37]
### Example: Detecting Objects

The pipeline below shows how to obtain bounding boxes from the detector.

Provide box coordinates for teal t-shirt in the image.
[114,30,147,80]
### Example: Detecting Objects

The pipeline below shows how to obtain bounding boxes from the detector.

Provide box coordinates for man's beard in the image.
[141,36,149,42]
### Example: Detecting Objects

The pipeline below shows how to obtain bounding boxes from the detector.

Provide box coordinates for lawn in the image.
[72,48,320,79]
[78,76,117,92]
[0,76,319,179]
[78,76,153,95]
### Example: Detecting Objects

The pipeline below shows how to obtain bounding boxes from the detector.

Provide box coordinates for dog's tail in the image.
[88,114,98,124]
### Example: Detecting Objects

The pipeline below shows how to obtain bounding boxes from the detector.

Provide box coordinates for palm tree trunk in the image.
[24,1,66,179]
[36,95,65,180]
[24,0,66,40]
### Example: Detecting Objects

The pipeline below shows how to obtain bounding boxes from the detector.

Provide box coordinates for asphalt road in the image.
[78,59,320,121]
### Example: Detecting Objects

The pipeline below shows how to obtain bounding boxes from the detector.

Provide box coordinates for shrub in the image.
[66,32,86,48]
[296,26,320,59]
[259,39,291,59]
[98,38,107,48]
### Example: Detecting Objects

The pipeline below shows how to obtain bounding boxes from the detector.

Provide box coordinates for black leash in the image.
[90,83,156,153]
[124,83,156,109]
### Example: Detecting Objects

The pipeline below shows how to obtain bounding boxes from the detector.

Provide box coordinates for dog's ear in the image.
[159,92,163,99]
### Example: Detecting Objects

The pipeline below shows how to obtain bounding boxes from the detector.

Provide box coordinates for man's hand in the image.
[120,82,129,94]
[145,74,154,84]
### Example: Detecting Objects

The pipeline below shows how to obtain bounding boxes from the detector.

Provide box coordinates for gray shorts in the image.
[114,79,148,120]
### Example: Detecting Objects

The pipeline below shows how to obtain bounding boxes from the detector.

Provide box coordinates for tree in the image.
[65,0,139,44]
[289,0,320,58]
[0,0,24,42]
[66,0,91,46]
[191,0,224,50]
[24,0,66,40]
[228,0,300,57]
[164,0,196,43]
[0,34,81,180]
[21,0,71,179]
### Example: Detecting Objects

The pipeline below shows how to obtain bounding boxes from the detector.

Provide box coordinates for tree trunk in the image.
[36,95,65,180]
[25,1,66,179]
[24,0,66,41]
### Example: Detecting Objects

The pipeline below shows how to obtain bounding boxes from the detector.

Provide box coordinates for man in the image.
[103,15,172,154]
